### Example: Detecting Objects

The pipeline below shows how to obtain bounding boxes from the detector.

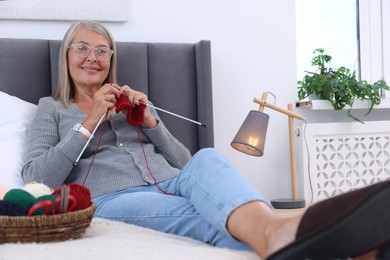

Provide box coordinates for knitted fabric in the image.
[115,94,145,126]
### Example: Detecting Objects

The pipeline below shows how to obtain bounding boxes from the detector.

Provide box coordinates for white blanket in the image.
[1,218,261,259]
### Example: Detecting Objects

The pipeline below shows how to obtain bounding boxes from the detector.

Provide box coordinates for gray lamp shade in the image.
[231,110,269,157]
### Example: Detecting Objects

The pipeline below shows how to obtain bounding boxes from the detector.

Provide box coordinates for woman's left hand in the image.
[119,85,158,128]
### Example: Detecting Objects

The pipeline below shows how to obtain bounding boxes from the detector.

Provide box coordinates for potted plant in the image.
[297,48,389,122]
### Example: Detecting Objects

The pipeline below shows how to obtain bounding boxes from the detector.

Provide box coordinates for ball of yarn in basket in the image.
[3,189,59,216]
[0,200,28,216]
[22,183,53,198]
[3,189,36,211]
[52,184,92,211]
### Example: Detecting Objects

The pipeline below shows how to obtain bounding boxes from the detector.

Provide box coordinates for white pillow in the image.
[0,91,37,188]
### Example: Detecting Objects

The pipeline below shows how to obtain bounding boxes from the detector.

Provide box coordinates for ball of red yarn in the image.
[0,200,28,216]
[52,184,92,211]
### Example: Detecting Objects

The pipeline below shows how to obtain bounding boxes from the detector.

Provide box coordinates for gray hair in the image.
[53,20,117,107]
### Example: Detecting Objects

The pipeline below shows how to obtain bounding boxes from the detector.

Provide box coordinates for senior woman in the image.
[22,20,389,259]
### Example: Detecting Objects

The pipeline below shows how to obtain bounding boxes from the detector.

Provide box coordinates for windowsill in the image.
[295,98,390,110]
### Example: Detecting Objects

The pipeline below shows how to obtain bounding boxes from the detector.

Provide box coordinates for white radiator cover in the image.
[300,121,390,204]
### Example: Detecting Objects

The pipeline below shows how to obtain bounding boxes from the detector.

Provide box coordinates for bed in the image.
[0,38,259,259]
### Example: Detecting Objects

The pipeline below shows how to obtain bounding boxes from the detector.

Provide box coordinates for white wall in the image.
[0,0,298,201]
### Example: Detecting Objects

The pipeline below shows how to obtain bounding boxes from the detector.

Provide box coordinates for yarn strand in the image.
[82,112,109,186]
[136,127,174,196]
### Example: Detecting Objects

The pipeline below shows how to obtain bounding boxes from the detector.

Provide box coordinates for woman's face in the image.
[67,27,111,90]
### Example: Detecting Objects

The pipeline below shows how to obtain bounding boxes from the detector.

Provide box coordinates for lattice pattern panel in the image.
[314,136,390,199]
[301,121,390,203]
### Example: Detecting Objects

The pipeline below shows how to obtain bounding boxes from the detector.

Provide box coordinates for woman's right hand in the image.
[82,83,121,133]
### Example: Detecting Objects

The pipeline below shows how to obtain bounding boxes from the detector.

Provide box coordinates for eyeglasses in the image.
[68,43,114,61]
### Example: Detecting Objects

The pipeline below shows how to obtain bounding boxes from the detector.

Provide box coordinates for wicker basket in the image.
[0,203,95,243]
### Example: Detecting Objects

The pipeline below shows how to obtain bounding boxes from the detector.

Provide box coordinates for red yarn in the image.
[128,104,146,126]
[82,111,109,186]
[52,184,92,211]
[115,94,146,126]
[115,94,132,112]
[136,127,174,196]
[115,95,172,195]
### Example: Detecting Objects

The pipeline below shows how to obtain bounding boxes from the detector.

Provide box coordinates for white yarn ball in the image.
[22,183,53,198]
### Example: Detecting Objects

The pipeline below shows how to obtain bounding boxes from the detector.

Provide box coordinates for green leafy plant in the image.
[297,48,389,122]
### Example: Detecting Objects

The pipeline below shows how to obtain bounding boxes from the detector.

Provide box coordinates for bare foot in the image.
[226,201,303,259]
[263,214,302,258]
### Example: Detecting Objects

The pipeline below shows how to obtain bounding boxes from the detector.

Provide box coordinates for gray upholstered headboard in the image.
[0,38,214,154]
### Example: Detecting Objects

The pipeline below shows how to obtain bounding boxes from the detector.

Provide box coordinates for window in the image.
[295,0,358,81]
[359,0,390,97]
[297,0,389,98]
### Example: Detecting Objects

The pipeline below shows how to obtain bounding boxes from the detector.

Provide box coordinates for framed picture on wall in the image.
[0,0,127,22]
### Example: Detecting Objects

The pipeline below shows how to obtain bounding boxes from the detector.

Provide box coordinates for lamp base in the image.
[271,198,306,209]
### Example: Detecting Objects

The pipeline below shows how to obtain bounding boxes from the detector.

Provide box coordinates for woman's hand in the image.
[119,85,158,128]
[82,83,122,133]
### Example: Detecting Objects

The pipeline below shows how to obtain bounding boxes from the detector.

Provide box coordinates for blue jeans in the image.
[93,148,269,251]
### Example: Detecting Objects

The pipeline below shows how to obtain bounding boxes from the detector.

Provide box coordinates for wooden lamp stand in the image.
[254,92,306,209]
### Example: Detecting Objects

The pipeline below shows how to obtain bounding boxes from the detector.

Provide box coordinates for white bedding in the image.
[0,218,261,260]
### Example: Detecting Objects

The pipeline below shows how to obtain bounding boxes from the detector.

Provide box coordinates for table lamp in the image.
[231,92,306,209]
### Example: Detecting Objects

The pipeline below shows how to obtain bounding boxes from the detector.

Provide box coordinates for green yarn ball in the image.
[3,189,35,211]
[3,189,59,216]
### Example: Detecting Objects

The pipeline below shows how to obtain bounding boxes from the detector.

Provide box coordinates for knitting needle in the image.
[74,111,107,166]
[145,103,207,128]
[74,103,206,166]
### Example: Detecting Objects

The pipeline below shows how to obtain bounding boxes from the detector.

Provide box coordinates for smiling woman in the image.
[0,0,127,22]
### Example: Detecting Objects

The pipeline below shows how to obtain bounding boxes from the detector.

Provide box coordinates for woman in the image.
[22,21,389,259]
